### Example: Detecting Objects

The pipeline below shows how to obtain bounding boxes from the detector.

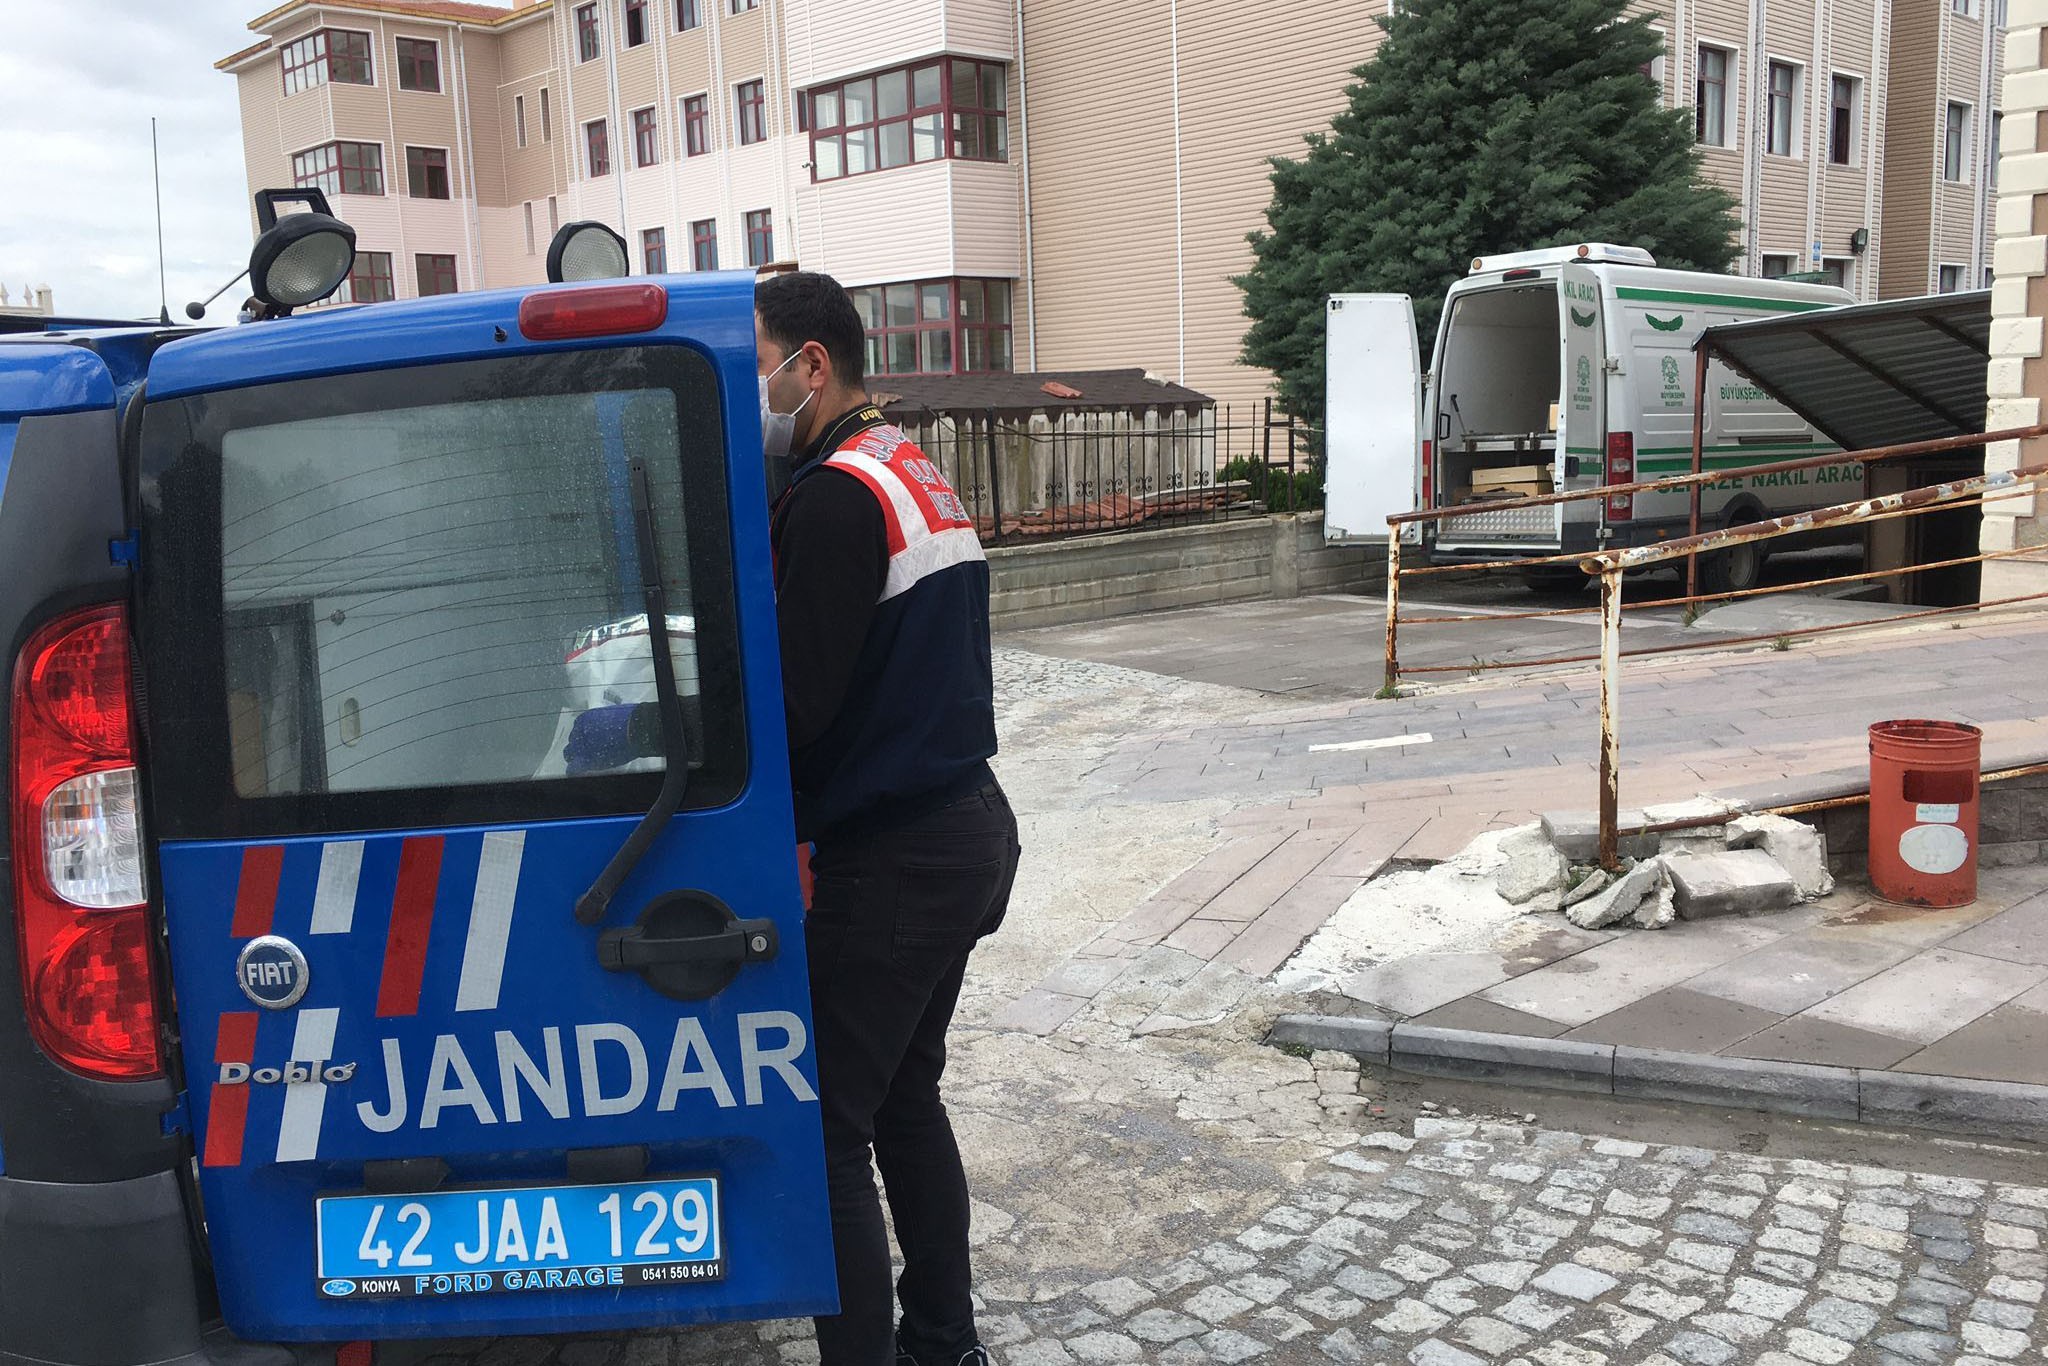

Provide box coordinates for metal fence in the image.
[891,398,1320,542]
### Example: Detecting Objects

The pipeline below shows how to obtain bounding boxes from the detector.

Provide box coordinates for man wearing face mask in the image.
[756,271,1019,1366]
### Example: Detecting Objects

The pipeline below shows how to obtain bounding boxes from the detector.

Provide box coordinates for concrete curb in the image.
[1270,1014,2048,1141]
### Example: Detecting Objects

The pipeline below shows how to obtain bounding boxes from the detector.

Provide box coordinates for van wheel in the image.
[1700,507,1767,594]
[1520,566,1588,595]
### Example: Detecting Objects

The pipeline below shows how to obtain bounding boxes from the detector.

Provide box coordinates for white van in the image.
[1323,244,1859,591]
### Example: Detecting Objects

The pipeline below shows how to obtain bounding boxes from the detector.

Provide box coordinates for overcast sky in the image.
[0,3,275,324]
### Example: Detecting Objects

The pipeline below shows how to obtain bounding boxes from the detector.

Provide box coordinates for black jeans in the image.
[805,782,1020,1366]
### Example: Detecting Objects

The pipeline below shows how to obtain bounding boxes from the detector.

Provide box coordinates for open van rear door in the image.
[1559,262,1614,513]
[1323,294,1420,544]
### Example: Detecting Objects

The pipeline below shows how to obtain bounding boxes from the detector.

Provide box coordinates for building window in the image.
[292,141,384,196]
[1986,266,1998,289]
[516,94,528,147]
[524,202,536,254]
[794,90,809,132]
[396,36,440,92]
[807,57,1007,181]
[281,29,373,95]
[683,94,710,155]
[643,227,668,274]
[2000,0,2010,25]
[1766,61,1799,157]
[1829,74,1859,166]
[633,106,659,165]
[625,0,649,46]
[729,0,758,11]
[677,0,701,28]
[691,218,718,271]
[848,278,1014,375]
[338,250,394,304]
[1818,258,1852,290]
[586,119,611,176]
[540,87,552,140]
[736,80,766,145]
[744,209,773,266]
[576,3,600,61]
[1952,0,1979,15]
[548,196,560,233]
[406,146,450,199]
[1760,254,1795,278]
[1946,102,1972,182]
[1938,264,1967,293]
[1696,46,1732,147]
[1992,112,2003,188]
[416,254,458,296]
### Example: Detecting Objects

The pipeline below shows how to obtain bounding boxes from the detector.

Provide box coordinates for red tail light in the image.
[11,605,160,1080]
[1605,431,1635,522]
[1421,440,1434,508]
[518,283,668,341]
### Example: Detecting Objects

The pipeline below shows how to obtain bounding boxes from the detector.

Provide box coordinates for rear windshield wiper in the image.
[575,455,689,926]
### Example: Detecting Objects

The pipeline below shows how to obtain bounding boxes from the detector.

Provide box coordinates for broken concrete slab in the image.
[1663,848,1798,920]
[1494,825,1571,905]
[1728,813,1835,899]
[1643,795,1750,825]
[1566,858,1666,931]
[1562,868,1611,908]
[1632,867,1677,930]
[1541,810,1656,863]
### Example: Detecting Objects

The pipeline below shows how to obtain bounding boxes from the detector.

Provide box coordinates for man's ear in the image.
[802,338,835,392]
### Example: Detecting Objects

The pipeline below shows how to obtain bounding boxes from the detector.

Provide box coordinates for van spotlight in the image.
[547,221,632,284]
[248,189,356,312]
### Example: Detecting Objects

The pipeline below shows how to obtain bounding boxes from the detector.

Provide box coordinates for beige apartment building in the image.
[223,0,2004,410]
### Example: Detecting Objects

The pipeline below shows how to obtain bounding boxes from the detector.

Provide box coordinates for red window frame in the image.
[281,28,373,94]
[744,209,773,266]
[806,57,1007,183]
[690,218,718,271]
[586,119,611,177]
[736,80,766,145]
[415,253,458,297]
[683,94,710,155]
[677,0,701,29]
[642,227,668,275]
[576,3,600,61]
[339,251,394,304]
[847,278,1013,376]
[396,36,440,92]
[405,145,450,198]
[633,107,659,166]
[292,141,385,196]
[624,0,649,46]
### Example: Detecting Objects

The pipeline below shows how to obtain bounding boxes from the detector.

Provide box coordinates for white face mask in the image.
[759,349,815,465]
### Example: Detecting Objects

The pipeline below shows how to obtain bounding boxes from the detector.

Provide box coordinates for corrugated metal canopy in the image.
[1697,290,1990,453]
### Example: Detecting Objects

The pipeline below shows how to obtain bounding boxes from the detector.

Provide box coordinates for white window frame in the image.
[1938,263,1967,293]
[1643,27,1668,91]
[1760,253,1797,279]
[1765,58,1803,159]
[1951,0,1980,17]
[1827,71,1863,168]
[1945,101,1974,183]
[1820,257,1854,292]
[1696,43,1738,149]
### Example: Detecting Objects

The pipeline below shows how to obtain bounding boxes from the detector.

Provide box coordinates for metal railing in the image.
[894,399,1321,543]
[1378,423,2048,869]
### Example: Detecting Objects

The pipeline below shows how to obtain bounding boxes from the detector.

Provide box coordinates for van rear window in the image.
[137,347,744,838]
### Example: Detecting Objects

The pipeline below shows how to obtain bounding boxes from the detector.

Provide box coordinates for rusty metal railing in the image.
[1379,422,2048,871]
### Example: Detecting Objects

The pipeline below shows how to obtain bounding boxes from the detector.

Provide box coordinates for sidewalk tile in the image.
[1318,817,1432,879]
[1154,830,1296,907]
[1891,980,2048,1085]
[1201,830,1351,922]
[1563,987,1784,1054]
[989,988,1091,1036]
[1799,949,2047,1043]
[1939,893,2048,966]
[1340,952,1517,1018]
[1165,918,1242,960]
[1476,919,1787,1028]
[1679,930,1918,1016]
[1816,898,2010,948]
[1400,812,1502,862]
[1408,998,1571,1038]
[1726,1016,1919,1070]
[1102,895,1204,948]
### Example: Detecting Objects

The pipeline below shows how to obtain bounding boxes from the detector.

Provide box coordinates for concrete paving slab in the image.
[1339,952,1516,1018]
[1890,980,2048,1086]
[1406,997,1572,1038]
[1677,928,1918,1016]
[1474,919,1788,1028]
[1798,948,2048,1042]
[1938,891,2048,966]
[1561,986,1787,1054]
[1812,895,2013,948]
[1724,1015,1922,1069]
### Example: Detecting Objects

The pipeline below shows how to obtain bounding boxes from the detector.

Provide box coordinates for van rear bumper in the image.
[0,1171,320,1366]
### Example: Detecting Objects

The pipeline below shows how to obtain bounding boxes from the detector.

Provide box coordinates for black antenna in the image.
[151,117,170,326]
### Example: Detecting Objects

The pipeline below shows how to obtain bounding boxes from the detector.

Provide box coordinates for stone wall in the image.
[1804,769,2048,876]
[987,512,1385,632]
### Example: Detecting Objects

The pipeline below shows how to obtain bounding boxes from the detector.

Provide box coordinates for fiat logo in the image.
[235,935,310,1010]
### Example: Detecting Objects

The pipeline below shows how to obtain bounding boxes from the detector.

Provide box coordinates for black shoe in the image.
[895,1341,990,1366]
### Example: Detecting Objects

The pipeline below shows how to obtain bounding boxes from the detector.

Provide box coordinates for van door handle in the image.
[594,890,779,1001]
[598,918,778,971]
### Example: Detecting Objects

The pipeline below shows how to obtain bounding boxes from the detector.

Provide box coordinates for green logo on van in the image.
[1570,308,1597,329]
[1646,313,1685,332]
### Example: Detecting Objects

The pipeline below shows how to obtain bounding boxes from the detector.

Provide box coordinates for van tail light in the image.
[1421,440,1434,508]
[11,605,161,1080]
[1605,432,1635,522]
[518,283,668,341]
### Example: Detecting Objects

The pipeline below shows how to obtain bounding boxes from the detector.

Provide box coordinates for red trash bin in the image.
[1867,719,1982,908]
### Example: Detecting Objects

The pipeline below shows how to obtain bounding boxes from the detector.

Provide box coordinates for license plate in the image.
[315,1177,721,1299]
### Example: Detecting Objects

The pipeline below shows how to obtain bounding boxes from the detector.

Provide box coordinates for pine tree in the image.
[1237,0,1742,433]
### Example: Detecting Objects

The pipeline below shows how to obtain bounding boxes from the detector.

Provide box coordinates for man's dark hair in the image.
[756,271,867,389]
